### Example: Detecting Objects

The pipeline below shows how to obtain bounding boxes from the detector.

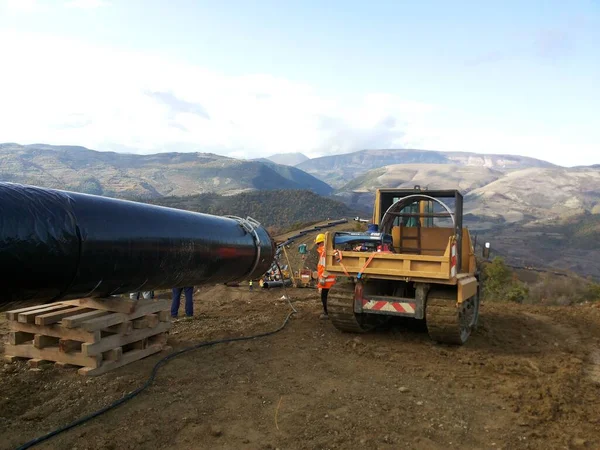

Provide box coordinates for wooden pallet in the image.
[3,297,172,376]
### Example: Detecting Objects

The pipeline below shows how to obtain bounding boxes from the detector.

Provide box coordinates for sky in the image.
[0,0,599,166]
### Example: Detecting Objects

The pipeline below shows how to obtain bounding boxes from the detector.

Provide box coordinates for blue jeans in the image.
[171,287,194,317]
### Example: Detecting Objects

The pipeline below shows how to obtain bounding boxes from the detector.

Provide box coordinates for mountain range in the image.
[2,142,599,277]
[0,143,331,198]
[332,163,600,228]
[2,143,598,229]
[294,149,556,188]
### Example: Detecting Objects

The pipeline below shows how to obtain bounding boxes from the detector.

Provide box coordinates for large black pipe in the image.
[0,182,275,304]
[262,280,293,289]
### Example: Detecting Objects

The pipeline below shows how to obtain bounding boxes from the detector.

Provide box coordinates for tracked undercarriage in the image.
[327,280,480,345]
[328,282,384,333]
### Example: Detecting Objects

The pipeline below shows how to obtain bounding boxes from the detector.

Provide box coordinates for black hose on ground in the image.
[14,290,297,450]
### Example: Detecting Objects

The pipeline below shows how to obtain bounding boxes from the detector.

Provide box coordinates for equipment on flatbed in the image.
[333,231,394,253]
[323,188,481,345]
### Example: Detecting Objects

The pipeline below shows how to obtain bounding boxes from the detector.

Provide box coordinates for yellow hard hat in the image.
[315,233,326,244]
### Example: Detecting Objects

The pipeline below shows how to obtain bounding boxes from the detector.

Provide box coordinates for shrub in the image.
[525,273,600,305]
[480,257,600,305]
[505,283,529,304]
[585,282,600,302]
[481,257,528,303]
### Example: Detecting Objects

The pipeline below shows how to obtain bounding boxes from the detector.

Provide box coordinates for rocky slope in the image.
[296,149,556,188]
[335,163,600,226]
[466,167,600,224]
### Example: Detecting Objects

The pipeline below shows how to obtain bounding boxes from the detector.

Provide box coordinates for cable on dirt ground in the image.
[14,261,297,450]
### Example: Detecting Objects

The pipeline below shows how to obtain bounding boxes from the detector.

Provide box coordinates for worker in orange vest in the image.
[315,233,336,319]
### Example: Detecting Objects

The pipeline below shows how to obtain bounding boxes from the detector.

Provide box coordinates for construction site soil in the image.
[1,284,600,450]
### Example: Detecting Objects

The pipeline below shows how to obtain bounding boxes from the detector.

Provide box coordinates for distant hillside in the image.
[296,149,557,188]
[0,143,332,198]
[548,212,600,250]
[474,213,600,279]
[266,152,309,166]
[147,189,358,233]
[466,167,600,224]
[340,163,502,192]
[334,163,600,227]
[332,162,600,279]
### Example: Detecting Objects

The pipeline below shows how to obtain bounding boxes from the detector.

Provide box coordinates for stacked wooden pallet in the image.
[3,297,172,376]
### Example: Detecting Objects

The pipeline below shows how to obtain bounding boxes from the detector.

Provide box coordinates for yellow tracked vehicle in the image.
[324,188,481,345]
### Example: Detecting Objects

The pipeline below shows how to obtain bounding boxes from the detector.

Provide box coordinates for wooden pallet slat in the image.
[5,343,102,368]
[157,310,170,321]
[78,344,164,376]
[62,297,139,314]
[17,304,75,324]
[55,361,79,369]
[78,300,170,331]
[4,298,171,376]
[6,303,69,320]
[34,334,60,349]
[35,307,92,326]
[104,321,133,335]
[9,321,101,343]
[133,314,159,329]
[103,347,123,361]
[82,321,171,356]
[80,312,128,331]
[28,359,52,369]
[61,310,110,328]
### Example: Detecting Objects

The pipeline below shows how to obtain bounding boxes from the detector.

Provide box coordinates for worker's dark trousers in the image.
[321,288,329,314]
[171,287,194,317]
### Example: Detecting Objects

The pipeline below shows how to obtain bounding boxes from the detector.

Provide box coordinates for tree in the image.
[482,257,528,303]
[482,257,512,300]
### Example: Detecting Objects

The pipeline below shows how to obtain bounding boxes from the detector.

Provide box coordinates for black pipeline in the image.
[0,182,275,304]
[262,279,293,289]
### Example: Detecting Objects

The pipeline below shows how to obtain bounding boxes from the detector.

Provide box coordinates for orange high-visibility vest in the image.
[317,245,336,289]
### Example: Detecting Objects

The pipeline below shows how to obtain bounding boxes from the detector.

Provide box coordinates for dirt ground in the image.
[1,283,600,450]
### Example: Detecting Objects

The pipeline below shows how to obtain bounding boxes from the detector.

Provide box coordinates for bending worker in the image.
[315,233,336,320]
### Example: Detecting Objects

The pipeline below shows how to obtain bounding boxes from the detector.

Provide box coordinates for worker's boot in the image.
[319,313,329,320]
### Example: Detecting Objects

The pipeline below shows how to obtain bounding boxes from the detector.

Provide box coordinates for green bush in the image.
[585,282,600,301]
[506,283,529,303]
[481,257,600,305]
[482,257,528,303]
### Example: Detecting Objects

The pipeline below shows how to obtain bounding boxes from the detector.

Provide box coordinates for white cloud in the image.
[1,0,108,13]
[64,0,109,9]
[0,30,596,166]
[3,0,47,12]
[0,30,433,160]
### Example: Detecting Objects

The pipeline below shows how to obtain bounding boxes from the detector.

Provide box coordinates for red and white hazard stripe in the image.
[450,242,457,278]
[361,299,416,314]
